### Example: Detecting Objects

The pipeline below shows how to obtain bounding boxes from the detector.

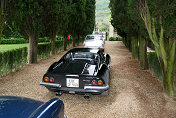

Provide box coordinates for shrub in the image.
[0,47,27,75]
[39,37,50,43]
[123,38,132,52]
[37,40,64,59]
[75,37,84,46]
[55,40,64,52]
[0,38,28,44]
[147,52,162,81]
[37,42,51,59]
[67,39,73,48]
[0,37,50,44]
[109,37,122,41]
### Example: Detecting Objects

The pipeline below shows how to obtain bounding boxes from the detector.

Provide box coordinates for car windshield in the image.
[65,52,95,60]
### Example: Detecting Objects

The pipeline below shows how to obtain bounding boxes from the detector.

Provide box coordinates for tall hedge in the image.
[37,42,51,59]
[0,39,74,75]
[0,47,27,75]
[147,52,162,81]
[37,40,65,59]
[0,38,28,44]
[0,38,50,44]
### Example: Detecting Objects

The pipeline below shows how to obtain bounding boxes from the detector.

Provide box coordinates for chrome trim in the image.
[64,115,67,118]
[108,64,110,70]
[66,75,79,77]
[84,85,109,90]
[81,63,88,74]
[40,82,61,88]
[53,62,63,69]
[99,64,103,70]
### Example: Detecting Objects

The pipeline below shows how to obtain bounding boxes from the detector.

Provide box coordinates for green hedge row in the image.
[37,40,66,59]
[147,52,162,80]
[0,39,77,76]
[38,38,50,43]
[0,47,27,75]
[123,38,132,52]
[0,38,50,44]
[109,37,122,41]
[74,37,84,46]
[38,42,51,59]
[0,38,28,44]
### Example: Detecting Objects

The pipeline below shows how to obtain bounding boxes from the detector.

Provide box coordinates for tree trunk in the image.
[0,23,3,42]
[139,2,176,97]
[131,36,138,59]
[28,34,38,64]
[126,36,132,52]
[162,67,174,97]
[50,35,56,55]
[63,36,67,51]
[0,0,6,42]
[159,40,175,97]
[173,58,176,98]
[139,36,148,69]
[77,34,80,46]
[72,35,76,47]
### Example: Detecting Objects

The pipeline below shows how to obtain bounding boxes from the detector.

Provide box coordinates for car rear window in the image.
[86,35,102,41]
[65,52,95,59]
[86,36,95,40]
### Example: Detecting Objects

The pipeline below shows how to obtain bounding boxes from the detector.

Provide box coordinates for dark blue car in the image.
[0,96,67,118]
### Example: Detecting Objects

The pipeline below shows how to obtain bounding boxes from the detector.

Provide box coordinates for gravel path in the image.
[0,41,176,118]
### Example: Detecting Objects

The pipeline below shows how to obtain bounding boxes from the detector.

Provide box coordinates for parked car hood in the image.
[0,96,43,118]
[51,61,97,76]
[0,96,65,118]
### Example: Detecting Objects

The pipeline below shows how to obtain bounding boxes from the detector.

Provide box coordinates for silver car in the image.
[83,34,104,49]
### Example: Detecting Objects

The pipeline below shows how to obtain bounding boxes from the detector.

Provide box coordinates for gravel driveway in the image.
[0,41,176,118]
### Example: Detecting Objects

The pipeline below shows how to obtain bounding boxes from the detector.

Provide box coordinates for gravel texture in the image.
[0,41,176,118]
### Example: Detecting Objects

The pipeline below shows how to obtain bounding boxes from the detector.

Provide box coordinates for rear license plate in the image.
[66,78,79,88]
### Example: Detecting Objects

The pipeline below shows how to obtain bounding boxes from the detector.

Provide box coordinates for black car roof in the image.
[68,48,101,53]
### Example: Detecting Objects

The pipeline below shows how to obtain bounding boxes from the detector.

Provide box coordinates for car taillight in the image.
[44,77,49,82]
[92,80,97,85]
[98,80,103,86]
[49,78,54,83]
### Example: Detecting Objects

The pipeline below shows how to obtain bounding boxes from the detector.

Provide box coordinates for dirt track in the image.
[0,41,176,118]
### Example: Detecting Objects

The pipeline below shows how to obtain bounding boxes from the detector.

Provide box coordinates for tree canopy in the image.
[7,0,44,63]
[83,0,96,35]
[41,0,60,54]
[4,0,96,62]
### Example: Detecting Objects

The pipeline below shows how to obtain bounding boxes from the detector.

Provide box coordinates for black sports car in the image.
[40,48,110,98]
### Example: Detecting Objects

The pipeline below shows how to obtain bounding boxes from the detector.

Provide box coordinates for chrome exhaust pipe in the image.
[84,93,90,99]
[56,91,63,96]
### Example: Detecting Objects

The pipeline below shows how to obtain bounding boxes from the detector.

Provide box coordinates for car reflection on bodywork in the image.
[40,48,111,99]
[0,96,66,118]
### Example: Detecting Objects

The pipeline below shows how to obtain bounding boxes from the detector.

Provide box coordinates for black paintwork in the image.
[41,48,111,95]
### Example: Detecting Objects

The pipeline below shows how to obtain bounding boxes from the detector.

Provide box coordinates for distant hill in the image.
[96,0,110,31]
